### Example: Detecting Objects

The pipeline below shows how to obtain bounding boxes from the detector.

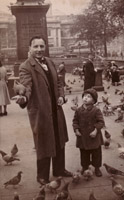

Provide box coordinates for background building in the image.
[0,3,124,60]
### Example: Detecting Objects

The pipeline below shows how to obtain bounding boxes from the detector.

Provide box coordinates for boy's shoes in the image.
[53,169,72,177]
[95,168,102,177]
[37,177,49,185]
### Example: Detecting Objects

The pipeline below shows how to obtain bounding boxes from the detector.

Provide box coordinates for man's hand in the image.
[75,129,82,137]
[89,129,97,138]
[58,97,64,106]
[16,96,27,105]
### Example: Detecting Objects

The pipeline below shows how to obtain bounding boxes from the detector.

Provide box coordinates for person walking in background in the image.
[83,54,96,90]
[72,88,105,177]
[105,61,112,81]
[0,60,11,116]
[15,36,72,185]
[110,63,120,86]
[57,61,66,87]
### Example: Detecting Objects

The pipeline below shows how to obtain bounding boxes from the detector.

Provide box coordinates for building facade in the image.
[0,7,124,60]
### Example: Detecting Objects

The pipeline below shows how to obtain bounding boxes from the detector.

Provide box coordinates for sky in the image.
[0,0,91,15]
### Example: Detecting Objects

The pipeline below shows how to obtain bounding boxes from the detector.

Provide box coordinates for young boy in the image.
[72,88,105,177]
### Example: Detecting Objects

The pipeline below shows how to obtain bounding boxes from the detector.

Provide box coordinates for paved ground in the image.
[0,73,124,200]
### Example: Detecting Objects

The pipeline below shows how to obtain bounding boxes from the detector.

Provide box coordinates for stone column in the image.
[8,0,50,97]
[11,0,50,60]
[93,68,104,91]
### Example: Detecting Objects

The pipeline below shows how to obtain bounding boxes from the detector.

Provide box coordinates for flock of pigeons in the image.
[1,75,124,199]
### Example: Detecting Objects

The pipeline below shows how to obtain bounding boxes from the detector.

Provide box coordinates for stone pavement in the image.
[0,73,124,200]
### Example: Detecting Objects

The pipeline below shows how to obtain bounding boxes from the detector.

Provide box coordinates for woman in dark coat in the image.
[16,36,72,184]
[83,55,96,90]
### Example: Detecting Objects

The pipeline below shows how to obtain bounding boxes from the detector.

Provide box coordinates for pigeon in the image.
[118,91,124,95]
[115,108,123,122]
[0,150,20,165]
[89,190,97,200]
[102,96,111,105]
[102,104,108,116]
[117,143,124,159]
[71,96,78,106]
[115,89,120,95]
[107,85,110,89]
[45,177,62,193]
[120,96,124,103]
[65,86,72,90]
[72,170,81,184]
[13,192,20,200]
[71,105,78,111]
[83,167,93,181]
[111,177,124,198]
[104,130,111,140]
[4,171,23,188]
[33,186,46,200]
[104,139,110,149]
[13,80,26,96]
[103,163,124,176]
[104,90,107,94]
[121,129,124,137]
[54,182,70,200]
[11,144,18,157]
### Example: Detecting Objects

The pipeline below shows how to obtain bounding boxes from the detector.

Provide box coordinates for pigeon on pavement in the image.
[11,144,18,157]
[117,143,124,159]
[4,171,23,188]
[54,182,70,200]
[83,167,93,181]
[89,190,97,200]
[104,130,111,140]
[102,96,111,105]
[103,163,124,176]
[13,192,20,200]
[111,177,124,198]
[33,186,45,200]
[0,150,20,165]
[72,170,81,184]
[104,139,110,149]
[45,177,62,193]
[115,108,123,122]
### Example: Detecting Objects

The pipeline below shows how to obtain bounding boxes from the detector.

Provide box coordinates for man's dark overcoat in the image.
[19,56,68,160]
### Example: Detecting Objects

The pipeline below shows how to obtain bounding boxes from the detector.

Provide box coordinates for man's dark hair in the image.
[29,36,46,46]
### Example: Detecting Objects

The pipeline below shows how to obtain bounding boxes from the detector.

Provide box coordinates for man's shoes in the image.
[95,168,102,177]
[0,113,3,116]
[37,177,49,185]
[53,169,72,177]
[3,111,7,116]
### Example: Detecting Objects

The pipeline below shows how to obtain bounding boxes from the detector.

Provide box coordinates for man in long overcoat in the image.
[16,36,72,184]
[83,54,96,90]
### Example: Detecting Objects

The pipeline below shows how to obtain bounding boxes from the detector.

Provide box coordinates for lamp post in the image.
[78,42,81,57]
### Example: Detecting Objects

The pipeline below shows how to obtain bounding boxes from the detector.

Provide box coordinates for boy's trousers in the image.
[80,146,102,169]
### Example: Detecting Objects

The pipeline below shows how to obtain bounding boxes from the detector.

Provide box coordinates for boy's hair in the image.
[82,88,98,104]
[29,36,46,46]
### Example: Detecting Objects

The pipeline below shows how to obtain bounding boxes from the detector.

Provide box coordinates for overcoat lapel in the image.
[29,56,49,87]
